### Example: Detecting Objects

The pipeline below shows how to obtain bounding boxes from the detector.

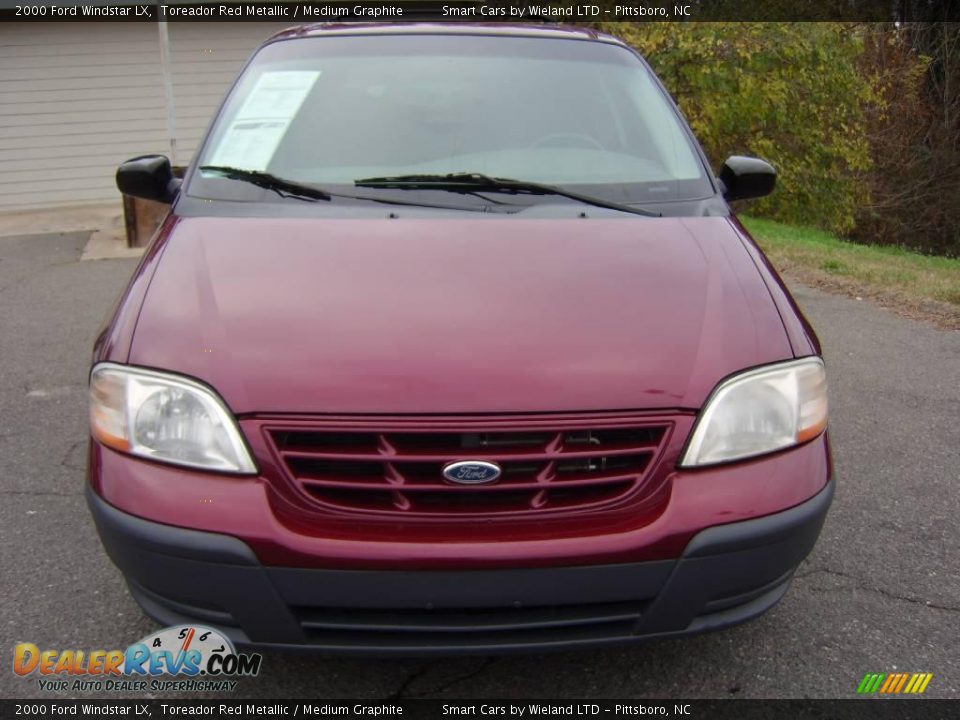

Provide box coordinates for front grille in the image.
[265,420,670,516]
[292,600,645,647]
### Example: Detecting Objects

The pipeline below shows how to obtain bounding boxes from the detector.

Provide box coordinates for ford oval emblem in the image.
[442,460,502,485]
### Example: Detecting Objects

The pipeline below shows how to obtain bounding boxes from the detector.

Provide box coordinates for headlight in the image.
[680,357,827,467]
[89,363,257,474]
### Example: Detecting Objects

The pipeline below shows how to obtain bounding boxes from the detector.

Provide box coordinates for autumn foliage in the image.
[598,22,959,257]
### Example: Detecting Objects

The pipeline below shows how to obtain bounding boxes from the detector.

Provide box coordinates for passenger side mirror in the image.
[718,156,776,201]
[116,155,181,204]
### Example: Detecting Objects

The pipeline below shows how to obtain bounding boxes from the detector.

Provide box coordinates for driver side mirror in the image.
[718,156,776,201]
[116,155,181,204]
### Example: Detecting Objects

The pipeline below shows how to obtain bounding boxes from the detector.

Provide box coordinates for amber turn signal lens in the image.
[89,370,130,452]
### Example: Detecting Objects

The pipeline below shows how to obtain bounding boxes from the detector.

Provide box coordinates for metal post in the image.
[157,21,178,165]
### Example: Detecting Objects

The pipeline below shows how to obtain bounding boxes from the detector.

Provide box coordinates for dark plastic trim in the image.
[684,477,834,558]
[86,477,834,654]
[86,485,258,566]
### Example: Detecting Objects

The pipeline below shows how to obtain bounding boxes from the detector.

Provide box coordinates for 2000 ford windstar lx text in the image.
[87,24,833,654]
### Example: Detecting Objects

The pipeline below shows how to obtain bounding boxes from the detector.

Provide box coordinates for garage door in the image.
[168,23,291,167]
[0,22,289,212]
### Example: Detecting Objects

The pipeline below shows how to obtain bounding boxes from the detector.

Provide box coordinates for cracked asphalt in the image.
[1,230,957,700]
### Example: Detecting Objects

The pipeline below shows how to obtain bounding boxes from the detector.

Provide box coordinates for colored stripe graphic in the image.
[858,672,933,694]
[879,674,897,693]
[857,673,886,693]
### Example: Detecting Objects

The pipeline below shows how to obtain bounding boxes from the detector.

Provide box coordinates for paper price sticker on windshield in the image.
[209,71,320,171]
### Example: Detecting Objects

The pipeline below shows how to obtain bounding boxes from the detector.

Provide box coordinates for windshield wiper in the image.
[353,173,661,218]
[199,166,331,202]
[198,165,500,213]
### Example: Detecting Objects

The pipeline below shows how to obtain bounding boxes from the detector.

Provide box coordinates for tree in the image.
[599,22,876,234]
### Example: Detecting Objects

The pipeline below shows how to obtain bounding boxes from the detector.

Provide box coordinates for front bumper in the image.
[87,477,833,655]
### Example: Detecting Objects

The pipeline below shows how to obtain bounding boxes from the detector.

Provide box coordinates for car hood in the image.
[129,216,792,414]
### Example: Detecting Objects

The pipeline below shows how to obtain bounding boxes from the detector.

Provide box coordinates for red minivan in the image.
[87,24,832,654]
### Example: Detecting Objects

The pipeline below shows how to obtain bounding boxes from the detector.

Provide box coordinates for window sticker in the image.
[208,71,320,171]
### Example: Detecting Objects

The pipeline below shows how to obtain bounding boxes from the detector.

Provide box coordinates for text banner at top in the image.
[2,1,959,23]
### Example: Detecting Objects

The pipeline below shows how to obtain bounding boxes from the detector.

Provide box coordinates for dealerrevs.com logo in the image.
[14,625,261,693]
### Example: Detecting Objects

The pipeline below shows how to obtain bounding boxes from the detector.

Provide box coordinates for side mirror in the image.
[718,156,776,201]
[116,155,181,204]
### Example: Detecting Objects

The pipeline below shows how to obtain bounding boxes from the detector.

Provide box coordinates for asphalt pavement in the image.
[1,230,957,700]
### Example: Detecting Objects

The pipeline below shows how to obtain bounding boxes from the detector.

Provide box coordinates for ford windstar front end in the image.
[87,23,832,654]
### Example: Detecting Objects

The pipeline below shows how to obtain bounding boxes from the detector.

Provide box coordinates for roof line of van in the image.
[266,22,627,46]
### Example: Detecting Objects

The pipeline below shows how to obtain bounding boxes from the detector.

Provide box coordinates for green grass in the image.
[740,216,960,308]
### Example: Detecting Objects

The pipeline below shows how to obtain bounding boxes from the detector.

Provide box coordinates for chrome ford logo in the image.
[442,460,502,485]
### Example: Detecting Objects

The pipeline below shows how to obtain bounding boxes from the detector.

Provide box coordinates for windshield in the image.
[190,34,713,206]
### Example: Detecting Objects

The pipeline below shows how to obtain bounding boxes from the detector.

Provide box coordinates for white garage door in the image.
[168,23,292,167]
[0,22,290,212]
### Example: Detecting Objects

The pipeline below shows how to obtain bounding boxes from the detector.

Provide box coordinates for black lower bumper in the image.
[86,478,833,655]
